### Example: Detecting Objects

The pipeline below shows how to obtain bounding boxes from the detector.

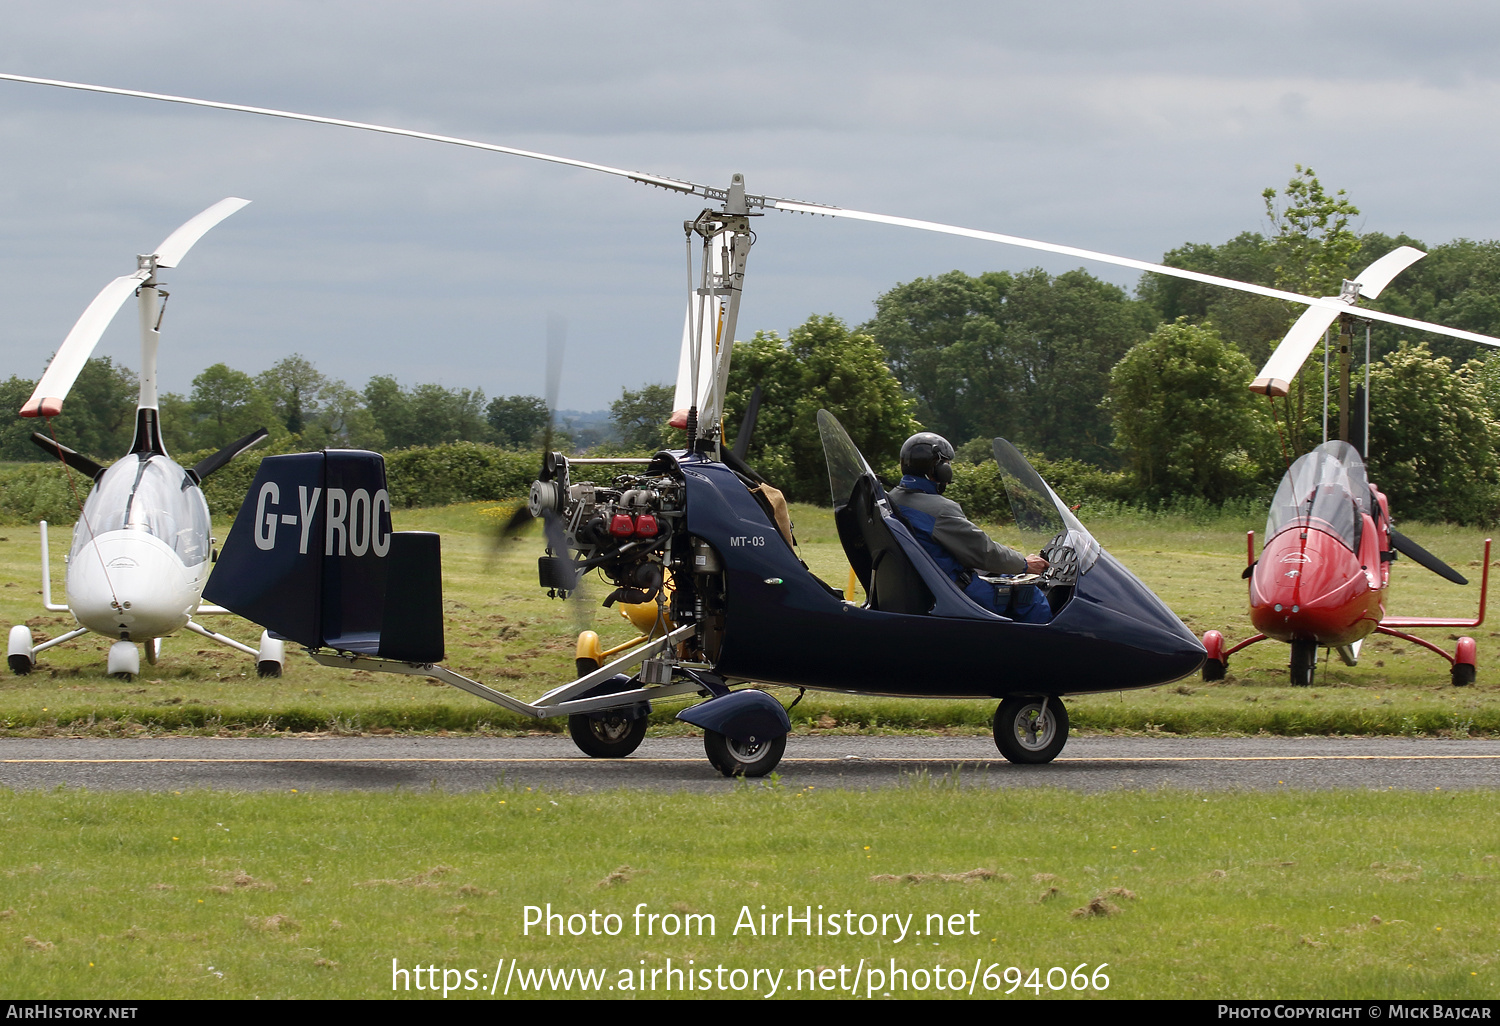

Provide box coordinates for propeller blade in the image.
[153,197,250,268]
[28,432,105,480]
[8,74,1496,350]
[731,384,763,462]
[187,426,269,483]
[20,273,143,417]
[1389,528,1469,585]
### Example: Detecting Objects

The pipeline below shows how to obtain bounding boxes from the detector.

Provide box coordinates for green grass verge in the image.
[1,786,1495,999]
[3,503,1498,737]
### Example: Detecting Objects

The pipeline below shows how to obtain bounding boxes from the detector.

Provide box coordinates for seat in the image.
[834,474,935,615]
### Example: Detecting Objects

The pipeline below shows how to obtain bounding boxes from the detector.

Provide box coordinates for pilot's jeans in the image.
[963,573,1050,623]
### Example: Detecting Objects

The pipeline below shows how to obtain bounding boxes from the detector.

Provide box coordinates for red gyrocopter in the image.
[1202,248,1489,687]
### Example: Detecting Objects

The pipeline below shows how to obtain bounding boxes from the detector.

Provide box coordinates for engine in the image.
[527,453,725,662]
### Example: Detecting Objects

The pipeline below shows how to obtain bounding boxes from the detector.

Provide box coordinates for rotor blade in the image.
[1251,303,1343,397]
[0,73,707,198]
[20,272,144,417]
[9,73,1495,349]
[153,197,251,268]
[771,201,1500,349]
[1250,247,1431,396]
[1354,245,1426,301]
[1389,528,1469,585]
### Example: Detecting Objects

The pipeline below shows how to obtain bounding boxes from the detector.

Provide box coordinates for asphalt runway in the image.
[2,735,1498,792]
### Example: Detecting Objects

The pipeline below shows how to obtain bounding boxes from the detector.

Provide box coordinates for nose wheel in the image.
[993,696,1069,764]
[1290,639,1318,687]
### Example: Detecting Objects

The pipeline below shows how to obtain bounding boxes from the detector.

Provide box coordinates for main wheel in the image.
[7,654,32,676]
[704,730,786,778]
[993,696,1069,764]
[1289,639,1317,687]
[567,712,647,758]
[1452,662,1476,687]
[1202,658,1226,681]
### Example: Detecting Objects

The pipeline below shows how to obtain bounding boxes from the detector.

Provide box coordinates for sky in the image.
[3,0,1499,412]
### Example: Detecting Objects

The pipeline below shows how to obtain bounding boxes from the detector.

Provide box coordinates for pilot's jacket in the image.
[887,474,1026,580]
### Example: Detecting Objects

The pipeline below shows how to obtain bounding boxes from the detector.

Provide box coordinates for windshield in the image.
[1266,440,1369,552]
[817,409,879,507]
[72,454,213,566]
[992,439,1100,576]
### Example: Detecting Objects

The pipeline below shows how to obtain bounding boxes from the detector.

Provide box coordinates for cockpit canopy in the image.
[1266,440,1371,553]
[72,454,213,566]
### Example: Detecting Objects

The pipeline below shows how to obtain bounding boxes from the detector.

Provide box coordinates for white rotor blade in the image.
[0,73,702,197]
[154,196,250,267]
[21,273,145,417]
[1251,246,1430,396]
[773,202,1500,349]
[1352,244,1425,301]
[6,73,1497,351]
[1251,303,1343,397]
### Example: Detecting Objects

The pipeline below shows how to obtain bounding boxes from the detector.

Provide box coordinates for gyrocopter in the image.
[6,198,284,680]
[6,73,1498,775]
[1201,247,1490,687]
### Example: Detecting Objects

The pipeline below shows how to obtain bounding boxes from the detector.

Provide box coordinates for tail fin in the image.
[203,449,444,662]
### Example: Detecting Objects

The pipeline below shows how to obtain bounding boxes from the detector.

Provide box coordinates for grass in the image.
[0,784,1495,999]
[2,502,1498,737]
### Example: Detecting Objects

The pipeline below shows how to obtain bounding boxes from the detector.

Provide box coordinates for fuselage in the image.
[1248,442,1391,647]
[67,453,213,640]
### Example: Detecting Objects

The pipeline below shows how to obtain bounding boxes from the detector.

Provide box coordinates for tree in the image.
[363,376,490,449]
[1366,341,1499,524]
[186,363,279,450]
[257,354,328,435]
[1263,165,1361,299]
[723,314,919,503]
[861,268,1151,464]
[1108,319,1275,503]
[609,384,674,452]
[316,381,386,450]
[487,394,551,448]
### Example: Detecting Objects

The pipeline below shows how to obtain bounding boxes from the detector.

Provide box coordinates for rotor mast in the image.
[683,173,755,453]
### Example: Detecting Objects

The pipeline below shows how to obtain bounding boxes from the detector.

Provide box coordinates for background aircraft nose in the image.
[67,534,196,638]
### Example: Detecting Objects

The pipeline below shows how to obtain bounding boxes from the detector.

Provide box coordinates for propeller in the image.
[5,74,1498,351]
[1389,529,1469,586]
[19,196,250,419]
[1251,246,1427,397]
[498,314,567,538]
[187,427,270,484]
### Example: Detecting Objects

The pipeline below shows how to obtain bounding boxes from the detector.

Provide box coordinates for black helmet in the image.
[900,431,954,491]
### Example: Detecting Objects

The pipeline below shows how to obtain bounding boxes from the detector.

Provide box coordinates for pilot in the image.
[888,432,1051,622]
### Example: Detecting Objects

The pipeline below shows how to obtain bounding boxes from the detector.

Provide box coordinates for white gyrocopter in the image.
[6,197,286,681]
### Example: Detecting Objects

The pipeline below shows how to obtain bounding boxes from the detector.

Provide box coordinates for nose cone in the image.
[67,532,202,639]
[1250,528,1378,645]
[1053,549,1205,687]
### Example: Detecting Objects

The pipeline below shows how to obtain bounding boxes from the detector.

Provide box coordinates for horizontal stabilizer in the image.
[204,449,445,662]
[188,427,269,483]
[28,432,105,480]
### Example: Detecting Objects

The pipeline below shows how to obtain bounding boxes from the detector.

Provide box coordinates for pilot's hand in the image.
[1025,554,1049,574]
